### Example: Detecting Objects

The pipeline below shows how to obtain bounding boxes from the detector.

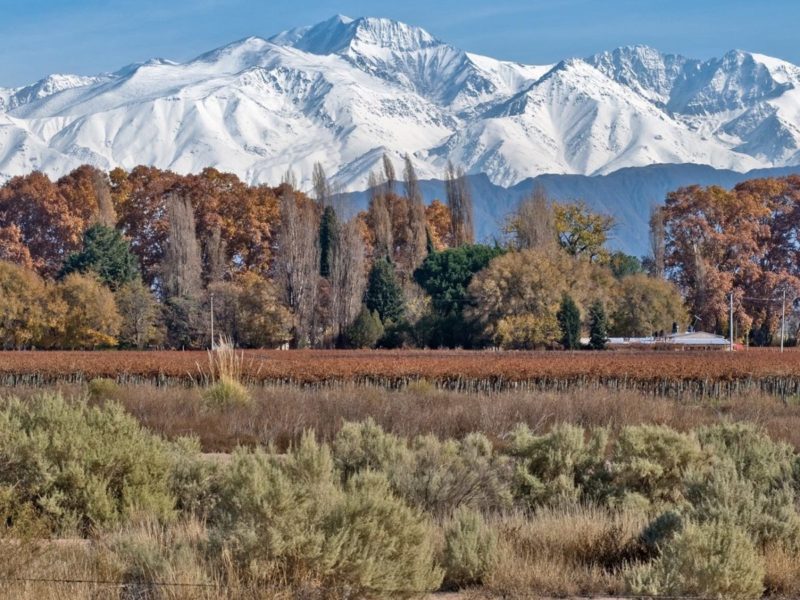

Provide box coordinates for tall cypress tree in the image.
[557,294,581,349]
[318,205,337,277]
[364,257,404,323]
[588,300,608,350]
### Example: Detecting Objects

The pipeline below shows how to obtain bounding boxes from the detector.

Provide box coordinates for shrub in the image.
[684,458,800,549]
[610,425,706,508]
[626,520,764,600]
[332,418,410,481]
[168,437,222,520]
[442,507,497,588]
[210,434,442,594]
[323,471,443,595]
[87,377,121,400]
[509,423,608,507]
[345,307,384,349]
[392,432,512,516]
[0,394,175,535]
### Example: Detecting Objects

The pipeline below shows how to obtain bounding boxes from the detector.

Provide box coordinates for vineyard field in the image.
[2,349,800,397]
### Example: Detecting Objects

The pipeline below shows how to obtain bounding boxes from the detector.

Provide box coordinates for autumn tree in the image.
[554,201,614,263]
[0,225,33,269]
[0,261,63,349]
[610,273,686,337]
[0,172,86,276]
[403,154,428,270]
[116,279,161,349]
[425,200,453,250]
[649,205,666,278]
[330,219,367,344]
[467,247,616,349]
[274,188,320,347]
[445,162,474,246]
[660,179,800,339]
[161,194,204,348]
[57,273,122,349]
[367,171,394,258]
[507,186,556,250]
[233,272,292,348]
[60,224,139,290]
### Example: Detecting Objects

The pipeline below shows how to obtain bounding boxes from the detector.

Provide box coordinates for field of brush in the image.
[3,348,800,599]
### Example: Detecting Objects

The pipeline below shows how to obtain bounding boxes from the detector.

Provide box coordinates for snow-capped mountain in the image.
[1,14,800,191]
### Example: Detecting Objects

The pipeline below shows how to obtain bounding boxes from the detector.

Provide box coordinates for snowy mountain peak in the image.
[270,15,441,55]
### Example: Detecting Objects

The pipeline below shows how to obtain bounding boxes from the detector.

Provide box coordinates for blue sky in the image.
[1,0,798,87]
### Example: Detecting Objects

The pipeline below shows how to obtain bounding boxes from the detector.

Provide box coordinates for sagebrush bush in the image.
[684,458,800,549]
[626,520,764,600]
[391,432,512,515]
[609,425,707,508]
[0,394,175,535]
[332,418,410,481]
[442,507,497,589]
[323,471,443,595]
[509,423,609,507]
[210,433,442,595]
[168,437,222,520]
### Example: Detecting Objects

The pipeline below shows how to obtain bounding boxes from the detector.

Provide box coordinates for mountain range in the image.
[2,15,800,255]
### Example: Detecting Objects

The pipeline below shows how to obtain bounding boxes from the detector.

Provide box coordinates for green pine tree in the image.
[60,223,139,290]
[588,300,608,350]
[345,307,385,348]
[557,294,581,349]
[364,257,404,323]
[318,205,338,277]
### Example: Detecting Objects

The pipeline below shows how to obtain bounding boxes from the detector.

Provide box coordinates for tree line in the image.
[1,159,796,350]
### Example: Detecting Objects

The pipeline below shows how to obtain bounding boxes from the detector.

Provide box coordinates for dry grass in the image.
[8,382,800,453]
[764,544,800,598]
[484,506,647,598]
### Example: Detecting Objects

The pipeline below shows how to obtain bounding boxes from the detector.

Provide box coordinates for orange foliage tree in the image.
[664,176,800,340]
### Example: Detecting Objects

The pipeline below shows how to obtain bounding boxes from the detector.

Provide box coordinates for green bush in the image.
[509,423,609,507]
[610,425,707,508]
[392,432,512,516]
[210,433,442,594]
[442,507,497,588]
[168,437,222,521]
[626,520,764,600]
[0,394,175,535]
[685,459,800,549]
[323,471,443,595]
[698,422,796,492]
[332,418,410,481]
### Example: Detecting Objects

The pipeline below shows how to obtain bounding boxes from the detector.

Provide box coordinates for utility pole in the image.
[210,292,215,350]
[781,287,787,353]
[729,291,734,352]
